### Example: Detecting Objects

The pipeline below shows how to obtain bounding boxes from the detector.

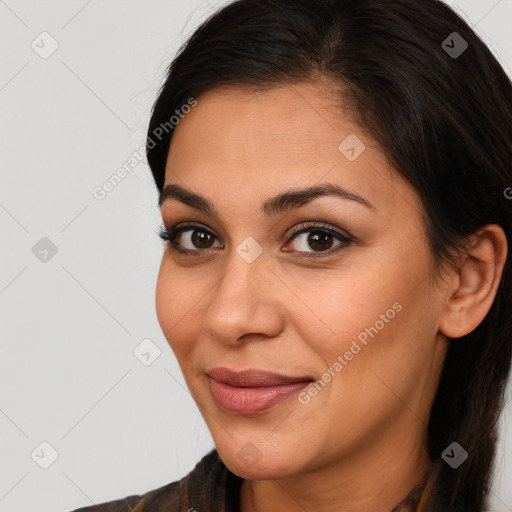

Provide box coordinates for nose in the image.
[202,248,284,346]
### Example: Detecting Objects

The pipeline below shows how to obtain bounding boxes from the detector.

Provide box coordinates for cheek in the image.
[311,239,431,358]
[155,258,174,337]
[285,264,403,357]
[304,279,437,424]
[291,252,434,397]
[155,257,205,358]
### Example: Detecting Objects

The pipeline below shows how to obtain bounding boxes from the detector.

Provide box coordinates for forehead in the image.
[170,82,356,156]
[164,82,418,217]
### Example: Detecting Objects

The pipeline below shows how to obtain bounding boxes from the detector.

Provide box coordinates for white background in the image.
[1,1,511,511]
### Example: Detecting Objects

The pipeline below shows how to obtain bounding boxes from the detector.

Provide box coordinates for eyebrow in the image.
[158,182,376,217]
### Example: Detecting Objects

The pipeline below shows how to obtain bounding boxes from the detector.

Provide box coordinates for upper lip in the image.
[206,367,313,387]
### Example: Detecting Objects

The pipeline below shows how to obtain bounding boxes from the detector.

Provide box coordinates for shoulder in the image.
[66,478,183,512]
[65,448,240,512]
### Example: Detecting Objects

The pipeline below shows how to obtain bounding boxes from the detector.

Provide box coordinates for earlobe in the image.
[439,224,508,339]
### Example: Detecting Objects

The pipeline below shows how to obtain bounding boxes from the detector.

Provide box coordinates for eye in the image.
[158,221,353,257]
[158,223,222,255]
[283,222,353,256]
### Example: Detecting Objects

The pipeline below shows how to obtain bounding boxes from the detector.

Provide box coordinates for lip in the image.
[206,367,313,414]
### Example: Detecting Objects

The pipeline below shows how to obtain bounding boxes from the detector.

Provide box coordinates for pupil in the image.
[308,231,332,251]
[193,230,212,248]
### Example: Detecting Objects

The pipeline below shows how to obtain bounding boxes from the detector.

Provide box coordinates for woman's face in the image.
[155,82,450,480]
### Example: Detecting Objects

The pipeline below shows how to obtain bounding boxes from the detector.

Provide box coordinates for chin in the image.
[215,439,311,481]
[221,452,294,480]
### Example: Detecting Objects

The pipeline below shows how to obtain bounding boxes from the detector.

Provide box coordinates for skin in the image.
[155,81,507,512]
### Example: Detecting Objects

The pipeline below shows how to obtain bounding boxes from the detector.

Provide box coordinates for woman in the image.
[70,0,512,510]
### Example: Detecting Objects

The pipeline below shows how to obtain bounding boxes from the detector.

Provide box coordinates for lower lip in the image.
[207,377,311,415]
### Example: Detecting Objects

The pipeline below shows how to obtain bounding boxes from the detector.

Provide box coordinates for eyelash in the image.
[157,221,354,258]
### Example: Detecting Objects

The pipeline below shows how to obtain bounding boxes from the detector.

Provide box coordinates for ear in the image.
[439,224,508,339]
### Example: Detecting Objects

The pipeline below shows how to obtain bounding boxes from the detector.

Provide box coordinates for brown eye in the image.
[286,228,350,254]
[306,231,335,251]
[179,228,221,250]
[159,221,352,257]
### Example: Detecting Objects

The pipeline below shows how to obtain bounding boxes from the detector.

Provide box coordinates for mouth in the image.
[205,367,314,414]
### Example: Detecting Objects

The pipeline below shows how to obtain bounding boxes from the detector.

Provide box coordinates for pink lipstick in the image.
[206,367,313,414]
